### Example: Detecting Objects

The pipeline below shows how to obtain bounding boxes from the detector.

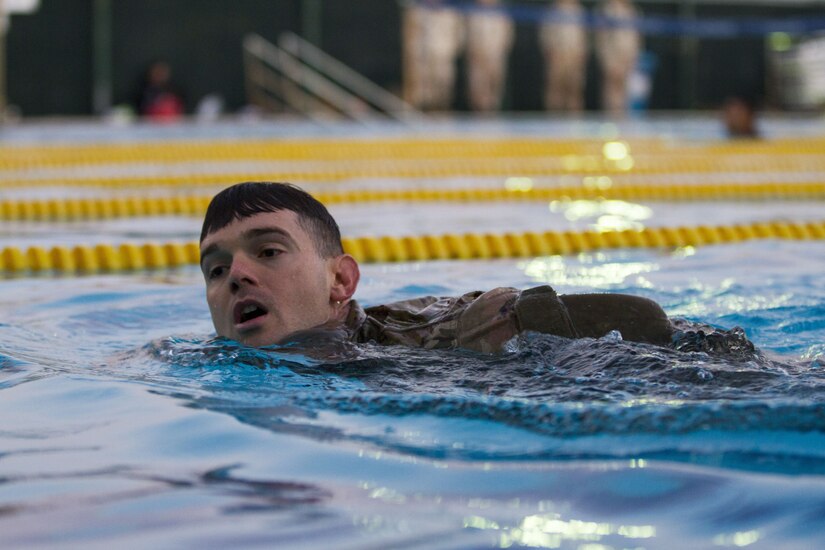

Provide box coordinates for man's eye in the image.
[208,266,226,280]
[260,248,281,258]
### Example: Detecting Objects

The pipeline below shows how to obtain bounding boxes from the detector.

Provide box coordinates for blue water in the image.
[1,240,824,548]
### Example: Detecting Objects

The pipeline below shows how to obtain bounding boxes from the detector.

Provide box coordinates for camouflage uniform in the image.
[342,286,758,357]
[345,286,578,354]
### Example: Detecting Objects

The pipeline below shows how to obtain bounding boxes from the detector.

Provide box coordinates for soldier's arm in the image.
[559,293,674,346]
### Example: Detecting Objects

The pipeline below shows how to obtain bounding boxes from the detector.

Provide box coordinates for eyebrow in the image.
[245,226,297,245]
[200,226,298,267]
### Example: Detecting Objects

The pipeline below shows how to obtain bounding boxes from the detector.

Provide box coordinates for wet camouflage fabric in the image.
[670,318,760,361]
[345,285,578,353]
[342,286,761,358]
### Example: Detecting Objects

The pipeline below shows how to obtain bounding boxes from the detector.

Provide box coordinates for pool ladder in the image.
[242,32,422,123]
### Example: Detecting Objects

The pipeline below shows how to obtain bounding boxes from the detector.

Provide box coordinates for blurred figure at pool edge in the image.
[401,0,465,111]
[595,0,641,115]
[540,0,588,112]
[200,182,678,353]
[723,95,760,139]
[465,0,514,112]
[136,60,185,122]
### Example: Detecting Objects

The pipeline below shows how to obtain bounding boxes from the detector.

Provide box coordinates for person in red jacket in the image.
[136,60,185,122]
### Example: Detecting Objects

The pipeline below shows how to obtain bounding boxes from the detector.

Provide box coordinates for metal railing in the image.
[243,32,420,122]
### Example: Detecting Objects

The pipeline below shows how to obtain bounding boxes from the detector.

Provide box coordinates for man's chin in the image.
[225,318,282,348]
[235,331,285,348]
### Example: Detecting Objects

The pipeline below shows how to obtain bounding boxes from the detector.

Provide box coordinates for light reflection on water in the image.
[465,512,658,549]
[520,254,659,288]
[549,198,653,233]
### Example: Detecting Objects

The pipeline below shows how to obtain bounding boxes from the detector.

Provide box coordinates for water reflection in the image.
[519,254,658,288]
[583,175,613,190]
[549,199,652,233]
[712,530,761,547]
[602,141,629,162]
[201,465,331,513]
[602,139,635,171]
[463,512,656,548]
[505,177,534,192]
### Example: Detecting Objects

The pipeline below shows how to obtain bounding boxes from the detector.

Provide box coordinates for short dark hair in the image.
[200,182,343,257]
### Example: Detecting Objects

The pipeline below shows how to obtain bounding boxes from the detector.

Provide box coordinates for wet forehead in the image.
[200,210,310,256]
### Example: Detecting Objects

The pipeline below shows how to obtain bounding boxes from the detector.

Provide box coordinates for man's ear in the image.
[329,254,360,302]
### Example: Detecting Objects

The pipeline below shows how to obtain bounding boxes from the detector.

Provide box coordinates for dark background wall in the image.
[110,0,302,114]
[5,0,822,116]
[7,0,94,115]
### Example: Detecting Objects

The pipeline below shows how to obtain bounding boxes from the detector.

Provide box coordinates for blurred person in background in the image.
[465,0,514,112]
[539,0,588,112]
[402,0,466,111]
[136,60,185,121]
[595,0,641,115]
[722,95,760,139]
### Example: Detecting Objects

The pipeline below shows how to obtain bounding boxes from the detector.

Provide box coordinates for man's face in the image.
[723,99,752,135]
[200,210,337,347]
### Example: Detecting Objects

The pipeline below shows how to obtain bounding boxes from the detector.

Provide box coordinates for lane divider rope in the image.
[0,139,657,168]
[2,220,824,275]
[2,182,824,222]
[5,155,825,187]
[2,137,825,169]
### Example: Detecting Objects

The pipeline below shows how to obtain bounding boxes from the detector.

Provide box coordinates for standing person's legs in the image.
[567,54,586,112]
[546,53,566,111]
[431,54,457,110]
[402,8,424,107]
[603,70,624,114]
[468,54,497,111]
[486,55,506,111]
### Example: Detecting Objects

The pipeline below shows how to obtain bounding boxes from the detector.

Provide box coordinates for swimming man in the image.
[199,181,678,353]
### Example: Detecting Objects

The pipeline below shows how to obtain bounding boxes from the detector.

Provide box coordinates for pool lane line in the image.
[6,154,825,187]
[0,138,660,168]
[1,137,824,169]
[2,220,824,275]
[1,182,824,222]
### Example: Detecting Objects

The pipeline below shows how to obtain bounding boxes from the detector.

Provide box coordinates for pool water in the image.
[1,239,824,548]
[2,118,825,548]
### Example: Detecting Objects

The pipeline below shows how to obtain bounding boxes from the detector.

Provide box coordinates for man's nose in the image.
[228,255,258,292]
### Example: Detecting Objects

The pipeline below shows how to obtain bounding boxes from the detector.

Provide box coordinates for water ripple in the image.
[129,331,825,473]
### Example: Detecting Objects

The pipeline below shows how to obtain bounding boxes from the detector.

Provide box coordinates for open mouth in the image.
[234,301,268,325]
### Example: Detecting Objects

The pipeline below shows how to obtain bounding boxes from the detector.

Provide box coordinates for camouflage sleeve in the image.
[357,290,518,352]
[455,287,521,353]
[514,285,579,339]
[455,286,578,353]
[358,293,483,349]
[354,286,578,353]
